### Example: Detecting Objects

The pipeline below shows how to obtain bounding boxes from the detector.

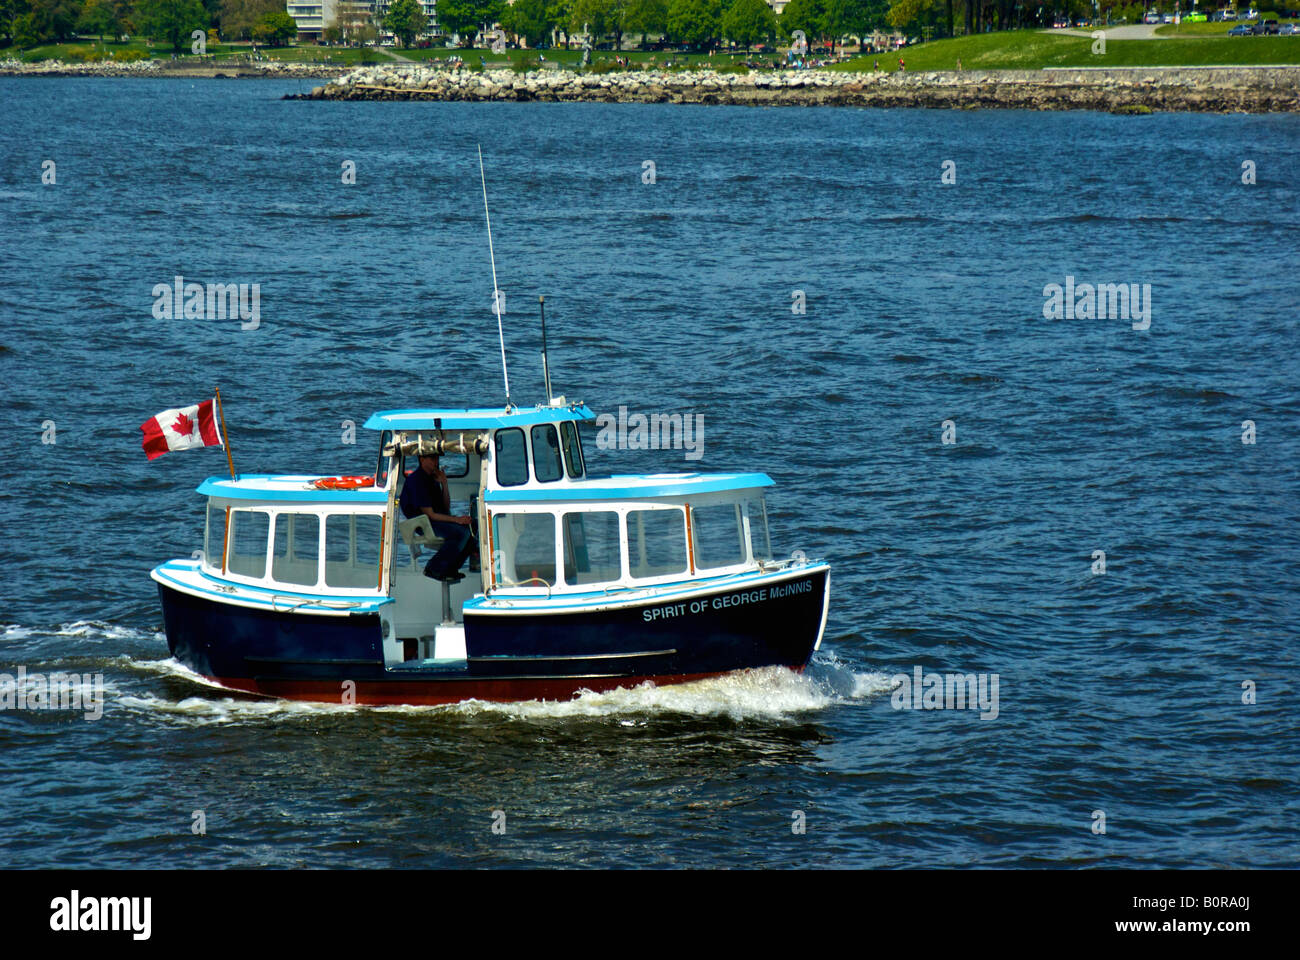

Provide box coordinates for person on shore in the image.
[898,57,906,72]
[400,452,477,582]
[874,58,879,70]
[956,57,962,71]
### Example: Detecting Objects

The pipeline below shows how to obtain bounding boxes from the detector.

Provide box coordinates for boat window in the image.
[204,501,226,571]
[628,509,688,580]
[272,513,320,587]
[691,503,747,570]
[324,514,382,589]
[531,424,563,483]
[374,430,393,489]
[744,498,772,561]
[491,513,556,586]
[440,452,468,478]
[563,511,622,586]
[228,509,270,579]
[494,428,528,487]
[560,421,584,478]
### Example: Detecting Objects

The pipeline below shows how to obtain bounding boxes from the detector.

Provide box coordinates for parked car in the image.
[1254,18,1280,33]
[1162,13,1173,21]
[1052,17,1069,27]
[1228,23,1253,32]
[1222,8,1238,19]
[1280,23,1299,34]
[1144,11,1161,22]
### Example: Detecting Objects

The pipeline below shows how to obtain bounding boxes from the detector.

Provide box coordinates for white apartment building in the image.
[286,0,441,42]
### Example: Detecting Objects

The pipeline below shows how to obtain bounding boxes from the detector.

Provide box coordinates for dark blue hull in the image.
[157,568,828,705]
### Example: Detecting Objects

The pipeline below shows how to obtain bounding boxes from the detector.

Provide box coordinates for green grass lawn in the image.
[14,30,1300,71]
[211,44,375,64]
[387,46,765,69]
[832,29,1300,72]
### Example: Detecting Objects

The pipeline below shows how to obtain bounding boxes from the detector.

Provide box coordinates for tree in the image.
[29,0,82,42]
[885,0,936,30]
[666,0,721,47]
[438,0,503,43]
[547,0,571,42]
[570,0,624,45]
[136,0,207,50]
[76,0,121,40]
[780,0,827,41]
[721,0,775,49]
[217,0,280,41]
[251,8,294,44]
[623,0,666,45]
[500,0,553,46]
[383,0,426,45]
[338,1,376,44]
[12,11,41,46]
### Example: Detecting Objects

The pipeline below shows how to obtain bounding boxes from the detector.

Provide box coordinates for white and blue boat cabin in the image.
[152,403,830,705]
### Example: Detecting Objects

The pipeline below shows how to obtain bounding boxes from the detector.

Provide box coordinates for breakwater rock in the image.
[0,57,349,79]
[287,64,1300,112]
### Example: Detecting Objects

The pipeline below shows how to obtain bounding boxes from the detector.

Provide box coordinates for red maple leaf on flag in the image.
[171,411,194,437]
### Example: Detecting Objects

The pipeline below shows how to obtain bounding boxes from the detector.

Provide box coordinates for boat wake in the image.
[119,652,897,725]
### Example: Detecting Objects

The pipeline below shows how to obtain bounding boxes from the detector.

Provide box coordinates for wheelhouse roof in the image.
[197,475,387,504]
[483,472,774,503]
[363,405,596,432]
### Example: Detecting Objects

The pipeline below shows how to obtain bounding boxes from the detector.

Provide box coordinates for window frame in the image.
[211,505,387,596]
[561,508,625,589]
[493,427,529,487]
[530,423,564,484]
[626,506,691,585]
[688,499,754,575]
[559,421,585,478]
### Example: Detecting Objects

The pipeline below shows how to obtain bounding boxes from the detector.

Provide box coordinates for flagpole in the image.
[214,386,236,479]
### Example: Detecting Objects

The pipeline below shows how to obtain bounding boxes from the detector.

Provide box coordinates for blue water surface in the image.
[0,77,1297,868]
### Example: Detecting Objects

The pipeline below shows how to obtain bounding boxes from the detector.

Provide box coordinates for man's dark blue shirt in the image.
[399,466,450,519]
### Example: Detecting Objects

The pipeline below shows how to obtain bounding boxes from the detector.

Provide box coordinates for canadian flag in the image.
[141,399,222,461]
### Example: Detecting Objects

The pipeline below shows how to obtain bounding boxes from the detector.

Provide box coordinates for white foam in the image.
[1,625,38,642]
[54,621,160,642]
[117,652,898,725]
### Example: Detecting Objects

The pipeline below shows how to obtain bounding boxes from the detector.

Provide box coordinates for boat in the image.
[151,403,830,705]
[150,153,830,705]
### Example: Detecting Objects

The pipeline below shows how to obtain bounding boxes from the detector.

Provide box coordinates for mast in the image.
[478,145,511,410]
[539,295,554,404]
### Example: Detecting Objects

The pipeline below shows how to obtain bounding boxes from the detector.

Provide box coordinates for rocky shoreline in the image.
[0,58,348,79]
[287,64,1300,112]
[4,57,1297,110]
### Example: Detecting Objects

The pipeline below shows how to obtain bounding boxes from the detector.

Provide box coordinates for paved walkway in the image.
[1043,24,1167,39]
[375,47,416,63]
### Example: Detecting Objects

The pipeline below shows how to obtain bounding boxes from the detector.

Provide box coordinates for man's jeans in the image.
[424,520,475,579]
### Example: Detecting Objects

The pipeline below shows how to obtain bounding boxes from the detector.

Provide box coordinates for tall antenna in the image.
[539,295,554,403]
[478,144,511,410]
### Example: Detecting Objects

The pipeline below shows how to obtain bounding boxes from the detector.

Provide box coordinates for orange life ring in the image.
[312,475,372,490]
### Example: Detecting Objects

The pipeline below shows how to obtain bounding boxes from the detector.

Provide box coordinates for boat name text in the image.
[642,579,812,621]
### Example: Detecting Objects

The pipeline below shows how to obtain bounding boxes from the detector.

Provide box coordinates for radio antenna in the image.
[478,144,511,410]
[539,295,554,403]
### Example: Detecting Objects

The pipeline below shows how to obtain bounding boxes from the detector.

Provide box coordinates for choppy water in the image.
[1,78,1297,868]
